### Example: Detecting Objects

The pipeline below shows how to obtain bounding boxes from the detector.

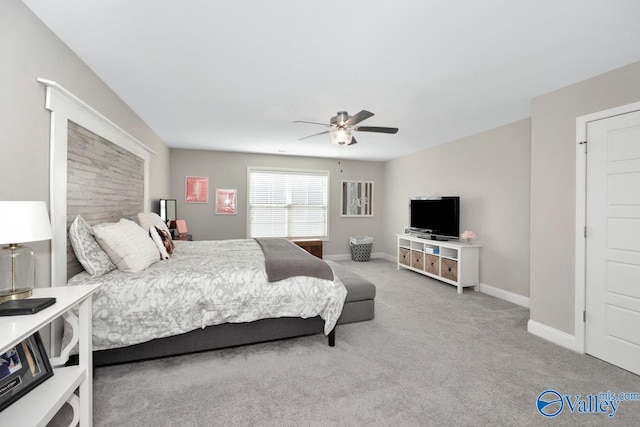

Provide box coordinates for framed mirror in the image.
[159,199,177,225]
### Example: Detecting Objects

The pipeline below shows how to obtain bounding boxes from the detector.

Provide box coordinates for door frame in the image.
[574,100,640,354]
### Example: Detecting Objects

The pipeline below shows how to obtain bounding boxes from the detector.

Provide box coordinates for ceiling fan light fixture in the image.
[296,109,397,145]
[330,128,352,145]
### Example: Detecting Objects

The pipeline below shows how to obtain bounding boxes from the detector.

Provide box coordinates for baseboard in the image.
[527,319,578,352]
[478,283,529,308]
[324,252,386,261]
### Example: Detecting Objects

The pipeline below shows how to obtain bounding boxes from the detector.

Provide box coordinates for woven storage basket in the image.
[349,236,373,262]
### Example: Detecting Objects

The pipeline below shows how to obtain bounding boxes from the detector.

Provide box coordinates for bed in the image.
[63,221,348,365]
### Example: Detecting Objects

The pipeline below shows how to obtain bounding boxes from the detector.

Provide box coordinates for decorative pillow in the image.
[149,226,174,260]
[68,215,116,277]
[93,218,160,273]
[136,212,171,236]
[156,226,175,256]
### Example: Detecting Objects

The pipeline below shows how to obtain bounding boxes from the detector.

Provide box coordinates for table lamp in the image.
[0,201,53,303]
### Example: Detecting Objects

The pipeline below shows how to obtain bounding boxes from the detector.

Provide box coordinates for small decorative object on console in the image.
[460,230,477,243]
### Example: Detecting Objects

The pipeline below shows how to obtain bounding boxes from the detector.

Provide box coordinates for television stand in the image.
[397,234,481,294]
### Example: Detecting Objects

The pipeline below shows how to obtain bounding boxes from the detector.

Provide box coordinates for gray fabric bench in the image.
[327,260,377,324]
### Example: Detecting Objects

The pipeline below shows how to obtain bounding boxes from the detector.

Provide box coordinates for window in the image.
[248,168,329,239]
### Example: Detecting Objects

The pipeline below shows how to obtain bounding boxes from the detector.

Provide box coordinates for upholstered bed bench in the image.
[90,260,376,366]
[329,261,376,325]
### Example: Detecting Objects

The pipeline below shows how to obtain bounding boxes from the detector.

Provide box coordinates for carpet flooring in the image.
[74,259,640,425]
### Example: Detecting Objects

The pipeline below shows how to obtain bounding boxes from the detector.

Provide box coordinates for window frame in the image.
[246,166,330,240]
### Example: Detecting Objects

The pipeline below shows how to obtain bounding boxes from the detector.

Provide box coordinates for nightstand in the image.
[0,285,100,426]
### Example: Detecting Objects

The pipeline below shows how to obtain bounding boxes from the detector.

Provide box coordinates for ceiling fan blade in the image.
[355,126,399,134]
[293,120,330,127]
[298,130,332,140]
[345,110,374,126]
[347,136,358,145]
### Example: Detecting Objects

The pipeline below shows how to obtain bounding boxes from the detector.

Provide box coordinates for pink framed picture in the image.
[215,189,237,215]
[185,176,209,203]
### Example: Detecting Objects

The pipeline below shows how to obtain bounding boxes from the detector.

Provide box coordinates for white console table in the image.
[0,284,100,426]
[397,234,481,293]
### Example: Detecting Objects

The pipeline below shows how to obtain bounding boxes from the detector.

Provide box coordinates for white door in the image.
[585,110,640,375]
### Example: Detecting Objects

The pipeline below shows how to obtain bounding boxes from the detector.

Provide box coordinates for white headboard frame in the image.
[38,78,156,289]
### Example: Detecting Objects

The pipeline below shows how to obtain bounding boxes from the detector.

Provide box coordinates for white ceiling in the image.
[22,0,640,161]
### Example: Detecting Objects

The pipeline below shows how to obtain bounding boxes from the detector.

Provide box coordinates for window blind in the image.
[248,168,329,239]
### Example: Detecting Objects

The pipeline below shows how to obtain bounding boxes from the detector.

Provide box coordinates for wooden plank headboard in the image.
[66,121,145,278]
[40,78,154,287]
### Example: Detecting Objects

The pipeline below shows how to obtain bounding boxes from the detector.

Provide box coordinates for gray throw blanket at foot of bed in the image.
[254,238,334,282]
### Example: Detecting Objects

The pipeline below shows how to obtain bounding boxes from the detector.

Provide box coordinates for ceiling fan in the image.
[294,110,399,145]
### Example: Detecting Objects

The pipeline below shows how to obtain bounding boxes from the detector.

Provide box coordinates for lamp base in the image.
[0,287,33,303]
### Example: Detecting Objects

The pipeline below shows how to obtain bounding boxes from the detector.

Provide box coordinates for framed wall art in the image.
[185,176,209,203]
[215,189,237,215]
[341,180,374,217]
[0,331,53,412]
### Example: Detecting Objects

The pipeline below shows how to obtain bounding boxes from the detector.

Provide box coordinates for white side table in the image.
[0,284,100,426]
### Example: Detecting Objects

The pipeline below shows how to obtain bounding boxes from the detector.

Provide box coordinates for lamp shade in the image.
[330,128,352,145]
[0,201,53,244]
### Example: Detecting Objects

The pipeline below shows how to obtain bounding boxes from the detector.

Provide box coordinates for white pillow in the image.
[68,215,116,277]
[93,219,160,273]
[137,212,171,236]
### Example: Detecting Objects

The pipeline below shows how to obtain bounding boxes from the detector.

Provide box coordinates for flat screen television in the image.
[409,196,460,240]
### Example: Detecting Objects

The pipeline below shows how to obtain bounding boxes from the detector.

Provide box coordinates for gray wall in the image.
[0,0,170,288]
[169,149,384,256]
[530,61,640,335]
[382,119,531,297]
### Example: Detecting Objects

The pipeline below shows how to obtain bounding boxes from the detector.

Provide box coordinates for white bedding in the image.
[67,239,347,351]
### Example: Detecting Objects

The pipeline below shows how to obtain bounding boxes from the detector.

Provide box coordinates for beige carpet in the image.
[57,259,640,426]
